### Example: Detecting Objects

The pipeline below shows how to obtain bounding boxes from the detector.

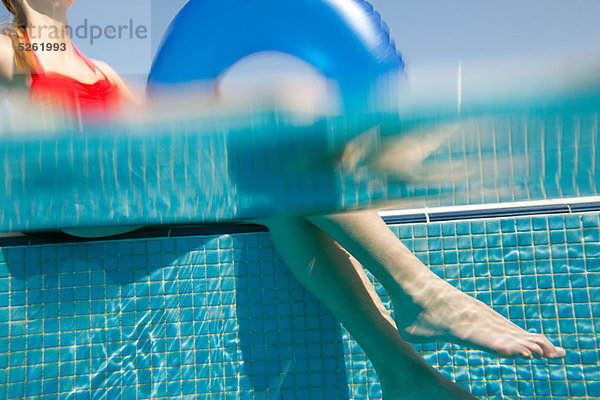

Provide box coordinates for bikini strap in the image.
[72,42,110,81]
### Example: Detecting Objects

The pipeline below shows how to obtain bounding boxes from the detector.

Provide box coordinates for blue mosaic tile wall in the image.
[394,213,600,400]
[0,212,599,399]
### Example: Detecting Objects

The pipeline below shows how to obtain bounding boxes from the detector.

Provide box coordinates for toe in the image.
[523,342,544,359]
[519,347,533,359]
[528,334,565,358]
[552,346,566,358]
[497,341,533,359]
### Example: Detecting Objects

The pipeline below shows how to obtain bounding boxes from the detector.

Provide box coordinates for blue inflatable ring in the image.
[148,0,404,111]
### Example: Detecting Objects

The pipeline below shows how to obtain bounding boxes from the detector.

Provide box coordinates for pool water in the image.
[3,108,600,232]
[0,207,598,399]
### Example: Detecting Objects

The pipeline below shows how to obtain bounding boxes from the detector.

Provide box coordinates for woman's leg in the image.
[260,216,477,399]
[307,210,566,359]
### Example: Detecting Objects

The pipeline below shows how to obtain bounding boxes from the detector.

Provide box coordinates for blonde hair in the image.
[2,0,36,72]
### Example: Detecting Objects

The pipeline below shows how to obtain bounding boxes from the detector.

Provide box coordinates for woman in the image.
[0,1,564,399]
[0,0,138,117]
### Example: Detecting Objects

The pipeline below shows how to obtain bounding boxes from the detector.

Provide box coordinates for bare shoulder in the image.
[0,34,12,51]
[91,58,142,105]
[0,34,15,83]
[91,59,120,82]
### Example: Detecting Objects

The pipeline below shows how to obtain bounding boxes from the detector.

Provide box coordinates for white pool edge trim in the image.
[378,196,600,217]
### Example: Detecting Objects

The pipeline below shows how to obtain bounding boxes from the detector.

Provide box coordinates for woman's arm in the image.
[0,34,14,88]
[92,59,142,106]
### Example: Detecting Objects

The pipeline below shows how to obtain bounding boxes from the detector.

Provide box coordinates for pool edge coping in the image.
[2,197,600,246]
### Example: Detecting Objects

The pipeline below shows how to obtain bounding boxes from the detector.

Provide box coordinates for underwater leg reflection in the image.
[308,210,566,359]
[260,216,477,400]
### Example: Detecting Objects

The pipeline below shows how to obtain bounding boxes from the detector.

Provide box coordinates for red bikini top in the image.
[25,34,122,119]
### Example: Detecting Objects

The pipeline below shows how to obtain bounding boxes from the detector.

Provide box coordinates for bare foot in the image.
[390,271,566,359]
[305,211,566,359]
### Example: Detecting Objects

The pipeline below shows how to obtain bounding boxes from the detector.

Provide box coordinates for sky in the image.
[372,1,600,66]
[2,0,600,85]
